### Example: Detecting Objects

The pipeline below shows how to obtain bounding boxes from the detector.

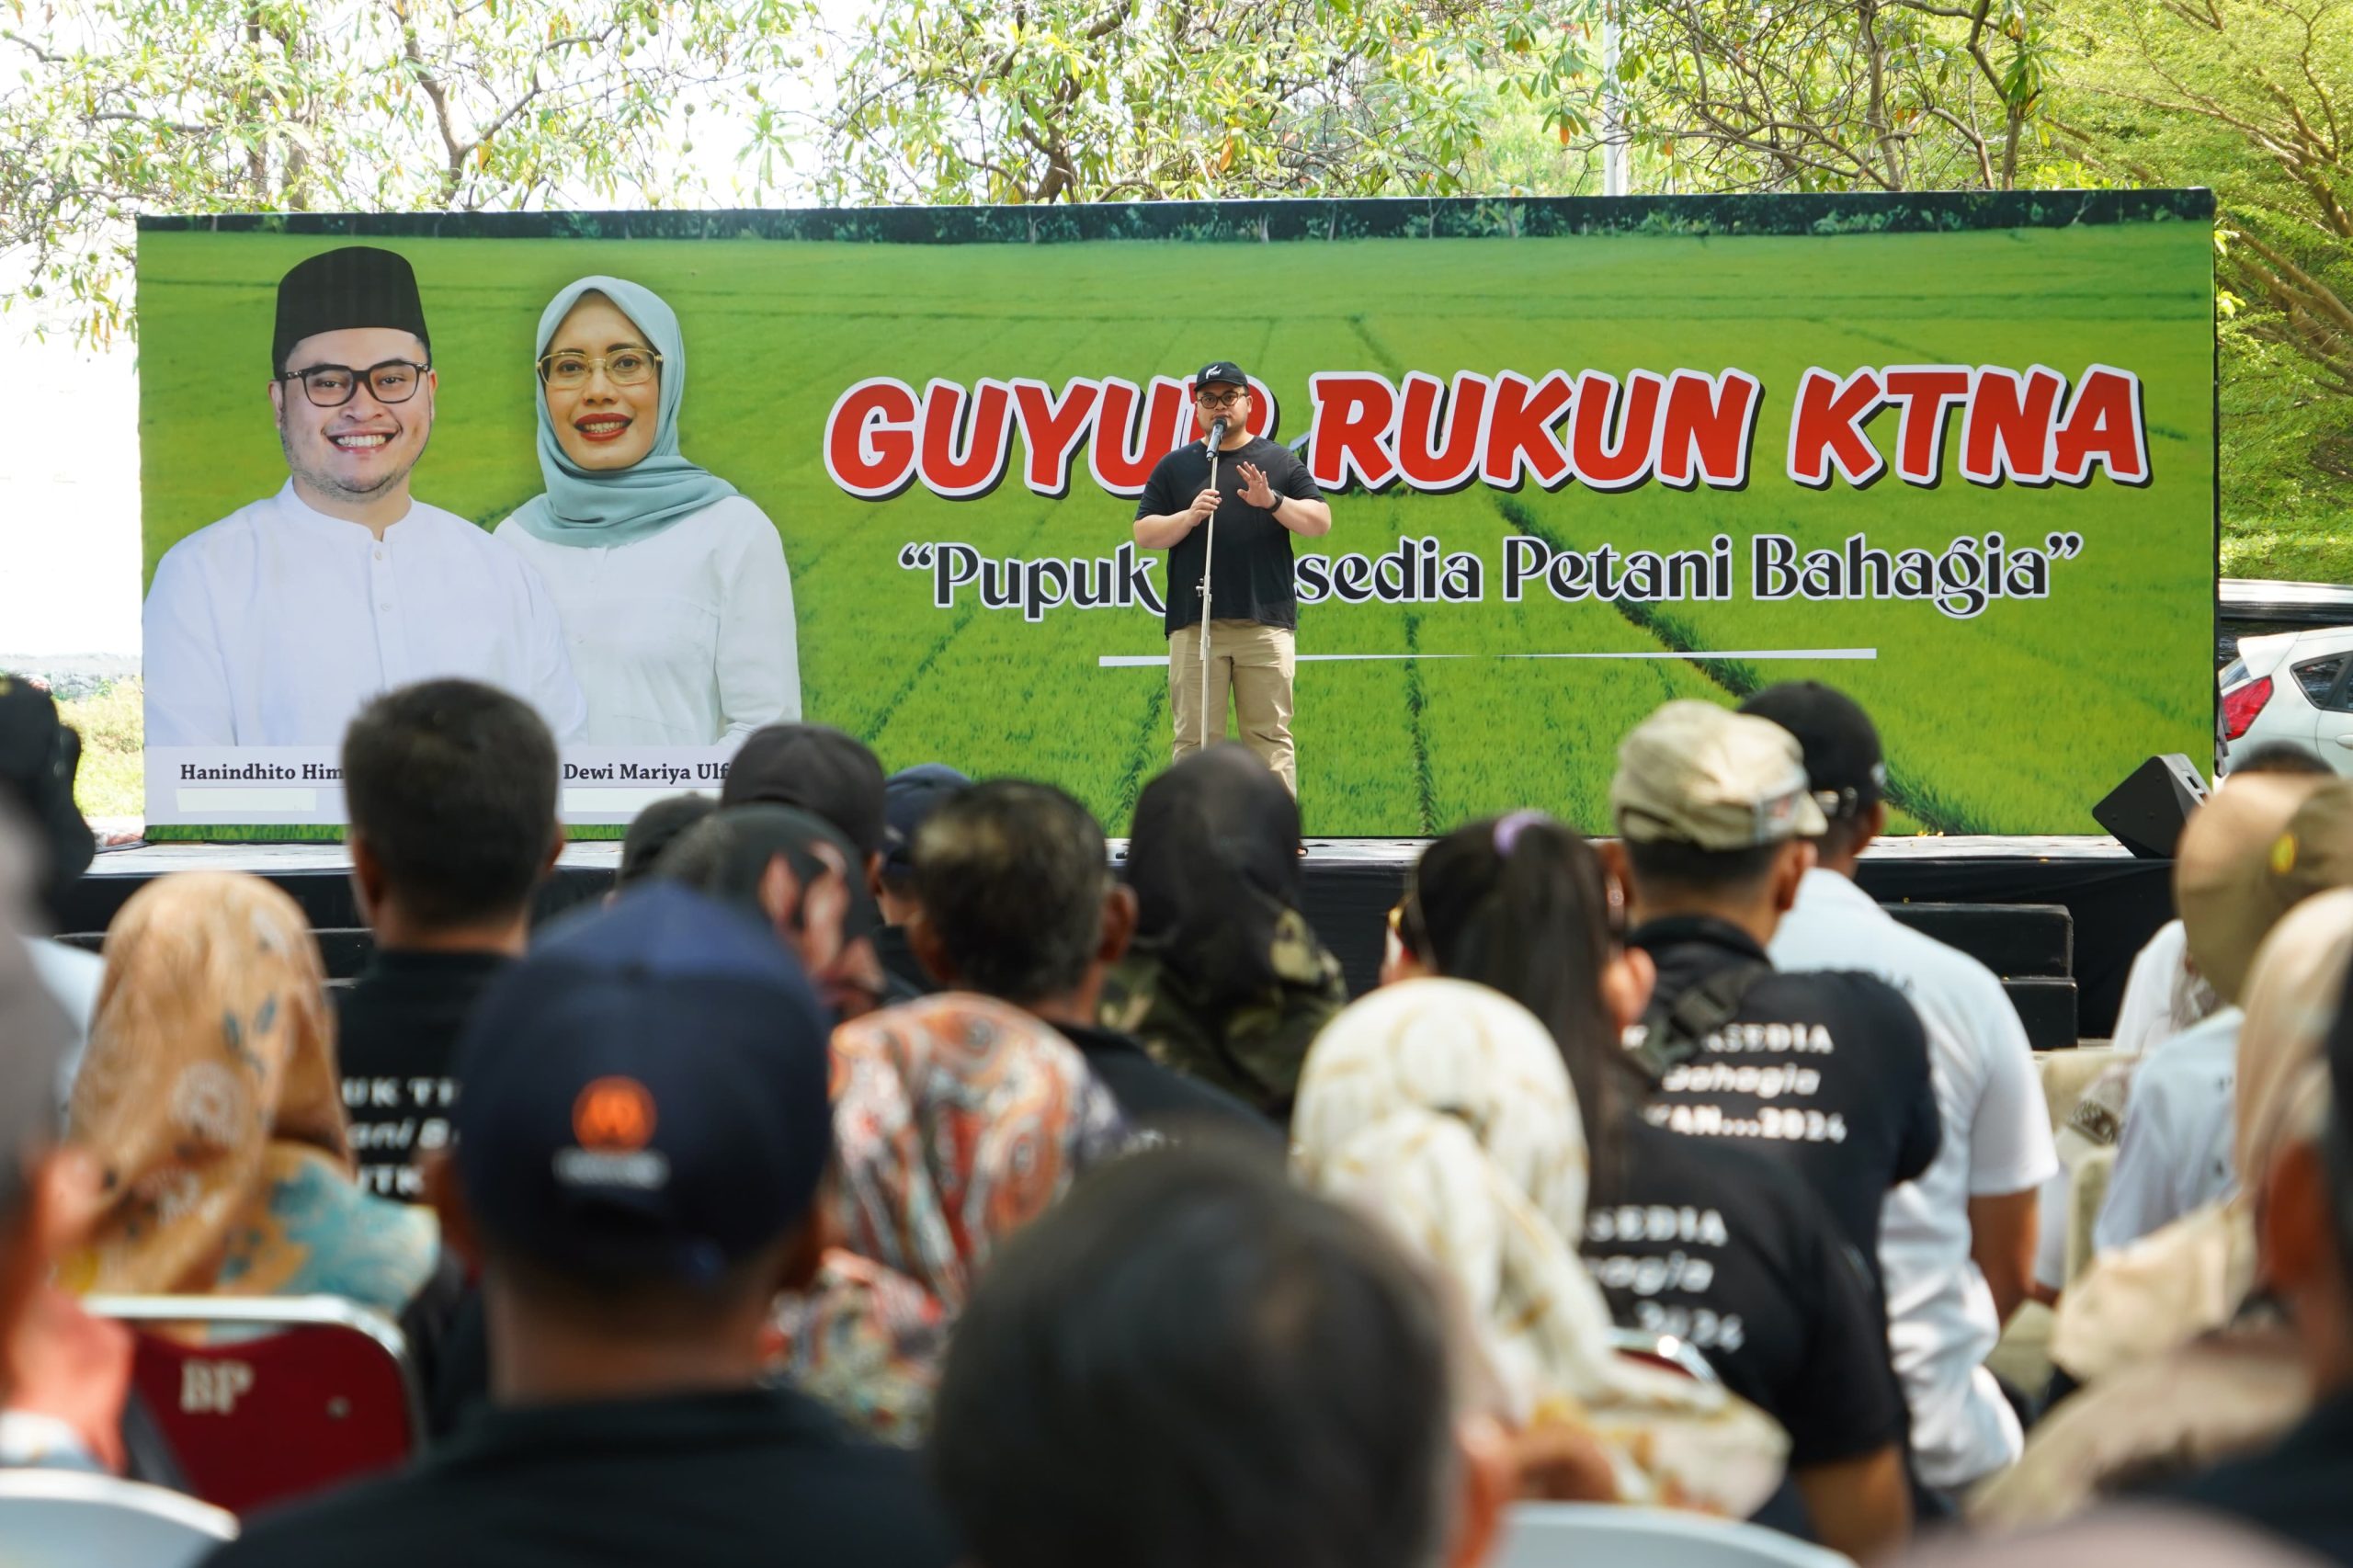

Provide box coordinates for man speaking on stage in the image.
[1131,361,1331,795]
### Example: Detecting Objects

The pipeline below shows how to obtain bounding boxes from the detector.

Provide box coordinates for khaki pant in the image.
[1168,619,1296,794]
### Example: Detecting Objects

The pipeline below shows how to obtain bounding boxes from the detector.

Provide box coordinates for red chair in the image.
[82,1294,426,1517]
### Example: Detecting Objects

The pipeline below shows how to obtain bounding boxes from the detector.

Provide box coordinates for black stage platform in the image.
[55,835,2169,1042]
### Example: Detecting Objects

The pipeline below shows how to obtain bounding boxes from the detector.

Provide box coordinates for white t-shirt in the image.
[143,483,586,745]
[2093,1006,2242,1256]
[1769,867,2059,1490]
[2109,919,2196,1058]
[24,934,101,1104]
[493,496,800,745]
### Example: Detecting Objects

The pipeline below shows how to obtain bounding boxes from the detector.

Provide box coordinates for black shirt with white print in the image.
[1135,435,1322,637]
[1629,915,1940,1278]
[1586,1119,1910,1468]
[336,949,508,1198]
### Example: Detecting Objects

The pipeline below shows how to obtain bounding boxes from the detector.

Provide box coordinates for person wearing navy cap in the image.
[1131,359,1330,796]
[200,883,960,1568]
[872,763,971,996]
[144,244,585,750]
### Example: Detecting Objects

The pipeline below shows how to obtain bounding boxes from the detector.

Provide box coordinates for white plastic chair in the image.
[1496,1504,1849,1568]
[0,1467,236,1568]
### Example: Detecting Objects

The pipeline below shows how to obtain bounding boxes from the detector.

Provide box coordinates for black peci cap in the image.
[1739,681,1888,821]
[273,246,432,375]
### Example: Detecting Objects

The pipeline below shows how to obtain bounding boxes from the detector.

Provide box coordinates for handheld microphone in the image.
[1206,417,1228,450]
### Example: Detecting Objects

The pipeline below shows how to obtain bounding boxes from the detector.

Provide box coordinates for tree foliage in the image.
[2062,0,2351,400]
[1604,0,2074,193]
[0,0,812,342]
[803,0,1603,206]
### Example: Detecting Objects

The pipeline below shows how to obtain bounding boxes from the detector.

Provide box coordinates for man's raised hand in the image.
[1235,461,1278,509]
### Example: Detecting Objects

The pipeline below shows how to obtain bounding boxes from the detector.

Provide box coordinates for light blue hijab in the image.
[506,275,737,548]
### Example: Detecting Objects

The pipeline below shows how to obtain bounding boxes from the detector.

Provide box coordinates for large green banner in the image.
[136,193,2214,838]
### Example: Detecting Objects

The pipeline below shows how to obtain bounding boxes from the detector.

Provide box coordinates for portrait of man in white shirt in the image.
[142,244,586,748]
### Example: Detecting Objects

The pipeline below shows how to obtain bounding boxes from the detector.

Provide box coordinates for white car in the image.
[2220,626,2353,775]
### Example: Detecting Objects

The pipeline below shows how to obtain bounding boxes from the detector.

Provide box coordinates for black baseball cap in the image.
[0,675,93,915]
[658,803,881,943]
[884,764,972,875]
[1739,681,1888,821]
[721,723,888,858]
[452,881,835,1285]
[1194,360,1249,391]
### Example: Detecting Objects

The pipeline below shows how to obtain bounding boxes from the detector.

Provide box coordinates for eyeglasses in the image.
[279,359,429,408]
[1196,388,1248,410]
[538,348,664,389]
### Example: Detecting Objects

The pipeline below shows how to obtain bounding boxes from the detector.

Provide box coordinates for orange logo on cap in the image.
[573,1076,657,1152]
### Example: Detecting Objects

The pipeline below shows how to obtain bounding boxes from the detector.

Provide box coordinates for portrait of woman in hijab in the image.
[494,275,800,744]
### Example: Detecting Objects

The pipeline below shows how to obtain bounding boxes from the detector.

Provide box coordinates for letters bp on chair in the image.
[0,1467,237,1568]
[82,1293,426,1517]
[1498,1505,1851,1568]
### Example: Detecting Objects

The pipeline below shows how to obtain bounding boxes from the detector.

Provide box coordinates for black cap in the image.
[453,882,835,1285]
[0,675,93,915]
[883,764,972,875]
[1194,360,1248,391]
[1738,681,1887,820]
[720,724,888,858]
[658,804,881,943]
[273,246,432,375]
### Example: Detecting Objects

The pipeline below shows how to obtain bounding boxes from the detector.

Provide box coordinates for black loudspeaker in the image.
[2093,753,2209,859]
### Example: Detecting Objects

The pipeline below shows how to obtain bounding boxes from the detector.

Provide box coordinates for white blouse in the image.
[143,483,587,746]
[493,495,800,745]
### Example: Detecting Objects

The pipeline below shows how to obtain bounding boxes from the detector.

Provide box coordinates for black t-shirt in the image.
[1629,916,1940,1273]
[1136,435,1321,636]
[872,924,937,1001]
[2165,1392,2353,1564]
[335,949,508,1199]
[1051,1020,1282,1149]
[202,1386,961,1568]
[1585,1120,1908,1469]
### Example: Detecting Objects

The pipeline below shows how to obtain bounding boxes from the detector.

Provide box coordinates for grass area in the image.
[2221,522,2353,584]
[59,678,143,820]
[137,222,2214,836]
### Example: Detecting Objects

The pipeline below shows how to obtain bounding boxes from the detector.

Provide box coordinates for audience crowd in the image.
[6,663,2353,1566]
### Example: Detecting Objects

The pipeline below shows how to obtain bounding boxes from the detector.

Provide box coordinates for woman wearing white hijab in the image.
[494,275,800,744]
[1291,977,1788,1518]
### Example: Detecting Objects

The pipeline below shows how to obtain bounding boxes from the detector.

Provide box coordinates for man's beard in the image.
[280,423,427,503]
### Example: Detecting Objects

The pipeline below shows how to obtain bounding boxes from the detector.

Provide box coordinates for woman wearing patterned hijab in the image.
[771,993,1125,1444]
[61,872,437,1318]
[1292,978,1787,1517]
[494,276,799,744]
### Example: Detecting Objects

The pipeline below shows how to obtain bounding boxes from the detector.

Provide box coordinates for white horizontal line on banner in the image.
[561,787,719,816]
[1097,648,1879,668]
[176,787,320,812]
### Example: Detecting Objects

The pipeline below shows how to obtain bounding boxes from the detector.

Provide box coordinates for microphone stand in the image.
[1198,418,1227,753]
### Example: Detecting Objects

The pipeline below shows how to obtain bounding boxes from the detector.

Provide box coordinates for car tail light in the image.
[2222,676,2273,741]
